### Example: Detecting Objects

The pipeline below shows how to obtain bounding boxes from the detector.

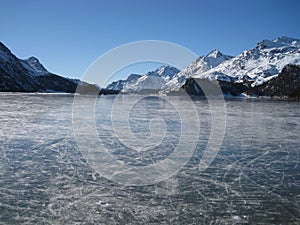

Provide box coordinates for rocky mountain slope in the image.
[20,56,49,76]
[248,64,300,98]
[0,42,98,93]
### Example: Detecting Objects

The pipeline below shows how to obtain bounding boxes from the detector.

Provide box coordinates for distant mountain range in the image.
[106,66,180,93]
[164,36,300,94]
[106,36,300,98]
[1,37,300,98]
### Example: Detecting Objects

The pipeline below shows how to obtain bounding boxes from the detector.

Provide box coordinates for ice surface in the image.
[0,94,299,224]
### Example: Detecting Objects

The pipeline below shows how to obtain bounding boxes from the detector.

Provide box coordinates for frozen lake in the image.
[0,93,299,224]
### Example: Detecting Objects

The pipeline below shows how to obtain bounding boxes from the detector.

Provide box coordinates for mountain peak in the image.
[206,49,223,58]
[257,36,300,50]
[155,65,180,78]
[202,49,233,68]
[106,65,180,92]
[127,73,142,81]
[273,36,300,47]
[22,56,49,76]
[26,56,40,64]
[0,42,88,93]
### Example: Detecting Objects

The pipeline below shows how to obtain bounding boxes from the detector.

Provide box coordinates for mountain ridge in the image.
[1,36,300,98]
[106,65,180,93]
[162,36,300,96]
[0,41,99,93]
[20,56,49,76]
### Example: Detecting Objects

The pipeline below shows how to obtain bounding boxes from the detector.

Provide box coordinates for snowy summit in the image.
[107,65,180,93]
[164,36,300,92]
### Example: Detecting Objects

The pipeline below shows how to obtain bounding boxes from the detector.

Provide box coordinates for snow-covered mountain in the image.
[164,36,300,93]
[199,36,300,86]
[106,65,180,93]
[20,56,49,76]
[0,42,41,91]
[0,42,97,93]
[155,65,180,80]
[181,49,233,77]
[249,64,300,98]
[164,49,233,92]
[123,73,166,93]
[2,36,299,97]
[106,74,142,91]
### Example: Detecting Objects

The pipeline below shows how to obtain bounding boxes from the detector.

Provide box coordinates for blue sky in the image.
[1,0,300,85]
